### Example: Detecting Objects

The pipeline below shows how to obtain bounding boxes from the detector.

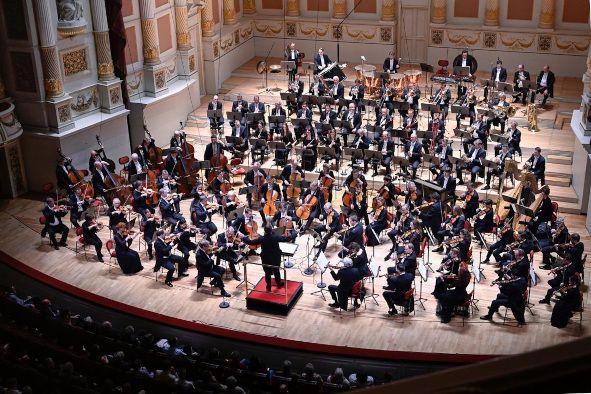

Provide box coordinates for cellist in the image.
[317,163,336,203]
[298,181,324,232]
[258,175,281,226]
[210,171,231,204]
[244,162,267,208]
[280,159,304,201]
[271,201,297,230]
[204,134,230,179]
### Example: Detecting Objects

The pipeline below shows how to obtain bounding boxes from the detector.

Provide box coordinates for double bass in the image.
[95,136,131,201]
[143,125,164,170]
[95,135,116,173]
[57,148,94,198]
[174,124,197,196]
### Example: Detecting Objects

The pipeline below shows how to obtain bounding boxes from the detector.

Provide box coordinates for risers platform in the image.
[246,278,303,315]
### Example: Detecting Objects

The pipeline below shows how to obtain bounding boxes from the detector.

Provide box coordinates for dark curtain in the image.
[105,0,129,108]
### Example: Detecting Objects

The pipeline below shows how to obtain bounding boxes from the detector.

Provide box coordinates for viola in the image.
[372,184,390,210]
[278,215,294,236]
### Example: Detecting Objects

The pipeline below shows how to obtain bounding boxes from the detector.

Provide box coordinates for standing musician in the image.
[488,93,511,134]
[231,93,249,127]
[512,64,531,105]
[459,182,479,220]
[452,49,476,96]
[484,60,507,102]
[337,214,364,257]
[482,219,514,265]
[373,132,395,176]
[429,138,453,179]
[473,199,495,243]
[331,76,345,113]
[327,257,362,311]
[375,107,393,134]
[195,239,231,297]
[154,229,182,287]
[164,149,181,178]
[108,198,128,230]
[176,222,198,270]
[341,103,362,147]
[402,181,423,210]
[314,47,331,74]
[141,210,160,260]
[88,150,101,172]
[55,157,74,193]
[432,83,452,119]
[91,161,113,205]
[434,205,465,250]
[551,274,582,329]
[402,134,423,179]
[240,225,297,291]
[113,222,144,275]
[314,202,342,254]
[435,260,471,323]
[284,42,299,82]
[318,163,336,202]
[525,146,546,186]
[126,153,146,182]
[365,196,388,247]
[456,139,486,185]
[528,186,553,233]
[484,143,512,190]
[298,181,325,232]
[280,159,304,201]
[437,166,457,197]
[132,181,155,221]
[350,79,365,113]
[159,189,185,232]
[69,187,90,228]
[190,194,218,239]
[207,95,224,129]
[455,87,477,129]
[531,65,555,106]
[400,82,421,113]
[420,193,443,236]
[383,52,400,73]
[463,113,489,154]
[215,226,243,281]
[82,214,104,262]
[258,175,281,225]
[204,134,230,173]
[244,162,267,207]
[380,80,396,113]
[480,274,527,325]
[270,102,287,136]
[382,263,414,316]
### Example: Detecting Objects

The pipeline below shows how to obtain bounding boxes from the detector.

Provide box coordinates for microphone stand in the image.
[335,0,363,63]
[303,230,315,275]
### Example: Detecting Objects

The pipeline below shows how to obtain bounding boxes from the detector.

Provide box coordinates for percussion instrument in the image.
[389,73,407,90]
[403,69,422,85]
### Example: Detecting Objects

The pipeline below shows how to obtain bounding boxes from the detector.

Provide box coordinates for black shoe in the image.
[433,246,443,253]
[266,285,272,291]
[388,309,398,315]
[233,274,241,281]
[165,281,173,287]
[179,272,189,277]
[441,316,451,323]
[97,256,104,262]
[276,281,285,288]
[221,290,231,297]
[539,298,550,304]
[482,259,490,265]
[329,302,339,308]
[480,315,492,320]
[482,185,490,190]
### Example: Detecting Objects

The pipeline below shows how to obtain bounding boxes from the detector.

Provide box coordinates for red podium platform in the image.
[245,278,303,315]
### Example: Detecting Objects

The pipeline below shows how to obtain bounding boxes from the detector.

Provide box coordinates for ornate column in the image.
[89,0,115,80]
[223,0,236,24]
[201,0,215,37]
[382,0,396,22]
[243,0,256,14]
[286,0,299,17]
[538,0,556,29]
[430,0,446,24]
[484,0,499,26]
[333,0,347,19]
[138,0,161,65]
[32,0,64,99]
[174,0,192,50]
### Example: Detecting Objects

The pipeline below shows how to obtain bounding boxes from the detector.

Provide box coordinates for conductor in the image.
[240,225,297,291]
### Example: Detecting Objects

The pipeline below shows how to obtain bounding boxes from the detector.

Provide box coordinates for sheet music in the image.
[279,242,298,256]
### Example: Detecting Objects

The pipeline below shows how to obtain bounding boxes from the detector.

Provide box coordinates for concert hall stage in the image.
[245,278,303,315]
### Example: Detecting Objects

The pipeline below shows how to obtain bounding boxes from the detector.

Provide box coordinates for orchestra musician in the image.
[91,161,113,205]
[156,169,178,195]
[327,257,362,311]
[455,87,477,129]
[55,157,73,193]
[190,194,218,238]
[473,199,495,245]
[437,166,457,198]
[484,60,507,102]
[528,186,553,233]
[459,182,479,220]
[113,222,144,275]
[402,181,423,210]
[231,207,254,236]
[207,95,224,129]
[258,175,281,226]
[424,112,445,154]
[429,139,453,179]
[302,128,319,166]
[350,79,365,113]
[400,82,420,114]
[435,260,471,324]
[351,128,370,173]
[374,132,394,176]
[82,213,104,262]
[484,143,512,190]
[375,107,393,134]
[525,146,546,186]
[550,274,582,329]
[249,95,265,115]
[277,123,295,156]
[401,107,418,134]
[386,218,422,261]
[244,162,267,207]
[132,181,155,221]
[314,47,331,74]
[435,247,461,277]
[270,102,287,136]
[210,171,230,204]
[531,65,555,106]
[231,93,249,127]
[539,217,569,270]
[321,129,342,168]
[108,198,128,230]
[382,262,414,316]
[487,93,510,134]
[347,242,370,278]
[402,134,423,179]
[126,153,145,182]
[215,226,242,281]
[383,52,400,73]
[434,205,465,250]
[309,75,326,112]
[280,159,304,201]
[154,229,182,287]
[463,113,489,154]
[159,189,186,232]
[396,243,418,276]
[314,202,342,254]
[482,219,514,265]
[318,163,336,202]
[456,139,486,185]
[497,246,531,281]
[385,204,413,259]
[337,214,364,258]
[176,222,198,270]
[365,196,388,247]
[494,120,521,156]
[251,121,269,163]
[221,190,243,218]
[512,64,531,105]
[341,103,362,147]
[272,201,298,230]
[204,134,230,174]
[480,274,527,325]
[419,192,443,236]
[432,83,451,119]
[298,181,325,232]
[452,49,475,96]
[88,150,101,172]
[141,209,160,260]
[195,239,231,297]
[170,129,185,150]
[135,136,156,167]
[284,42,299,82]
[377,175,399,208]
[69,187,90,228]
[295,102,313,140]
[380,80,396,112]
[320,104,338,126]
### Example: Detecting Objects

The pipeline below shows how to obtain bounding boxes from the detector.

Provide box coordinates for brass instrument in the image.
[526,103,538,132]
[552,283,577,297]
[289,80,299,92]
[431,89,441,104]
[351,85,359,98]
[493,105,517,118]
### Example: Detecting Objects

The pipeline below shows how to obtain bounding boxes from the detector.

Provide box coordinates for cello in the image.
[296,190,318,221]
[319,173,333,203]
[143,125,164,170]
[286,170,302,200]
[57,148,94,198]
[262,187,279,216]
[245,215,260,251]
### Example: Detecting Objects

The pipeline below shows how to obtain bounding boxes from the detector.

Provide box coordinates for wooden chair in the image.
[106,239,116,272]
[74,227,88,260]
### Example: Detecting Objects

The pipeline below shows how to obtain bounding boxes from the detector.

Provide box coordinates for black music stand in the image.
[268,115,286,130]
[451,105,469,116]
[422,154,440,168]
[246,113,265,131]
[489,134,508,144]
[280,92,296,103]
[447,156,464,181]
[226,111,242,126]
[207,109,224,130]
[477,108,495,118]
[238,185,257,197]
[281,60,296,73]
[314,122,333,134]
[391,156,409,178]
[496,82,514,95]
[420,63,434,91]
[319,96,335,106]
[376,71,390,81]
[343,147,364,169]
[291,118,310,131]
[481,79,495,98]
[365,150,384,178]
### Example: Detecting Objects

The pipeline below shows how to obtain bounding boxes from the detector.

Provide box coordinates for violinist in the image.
[424,112,445,154]
[484,143,512,191]
[319,104,338,127]
[459,182,479,220]
[91,161,112,205]
[318,163,336,203]
[156,170,178,195]
[396,243,418,276]
[456,138,486,185]
[348,242,370,278]
[365,196,387,247]
[298,181,324,231]
[55,157,74,193]
[437,166,457,197]
[302,127,318,166]
[349,79,365,113]
[403,181,423,210]
[313,202,342,254]
[171,222,195,272]
[382,263,414,316]
[436,261,471,324]
[231,207,254,236]
[196,239,231,296]
[419,193,443,236]
[402,134,423,179]
[341,103,362,147]
[204,134,230,177]
[540,252,579,306]
[337,214,364,258]
[374,107,393,134]
[482,219,514,265]
[69,187,90,228]
[538,217,568,269]
[434,205,465,251]
[231,93,249,127]
[455,87,477,129]
[141,210,160,260]
[272,201,297,231]
[251,121,270,163]
[435,247,461,276]
[113,222,144,275]
[373,132,394,176]
[480,274,527,325]
[190,194,218,239]
[259,175,281,225]
[207,95,224,129]
[221,190,243,218]
[126,153,146,182]
[210,171,231,204]
[280,159,304,201]
[497,247,530,281]
[385,212,418,261]
[244,162,267,207]
[108,198,128,230]
[551,274,582,329]
[270,102,287,136]
[454,229,472,262]
[82,214,104,262]
[154,229,182,287]
[559,233,584,273]
[429,138,453,179]
[321,129,342,168]
[42,197,69,250]
[327,257,361,311]
[133,181,155,221]
[473,199,494,244]
[160,189,186,232]
[215,226,242,281]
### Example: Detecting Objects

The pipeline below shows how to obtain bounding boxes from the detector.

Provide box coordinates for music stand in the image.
[311,251,329,299]
[489,134,508,144]
[422,154,440,167]
[451,105,469,116]
[268,115,286,129]
[317,146,336,162]
[315,122,333,133]
[470,257,482,311]
[281,60,296,72]
[367,257,381,306]
[391,156,409,177]
[280,92,296,103]
[291,118,310,130]
[238,185,257,196]
[477,108,495,118]
[416,258,428,310]
[225,136,243,148]
[319,96,335,106]
[453,66,471,77]
[376,71,390,81]
[226,111,242,125]
[246,112,264,126]
[420,62,434,91]
[496,82,514,95]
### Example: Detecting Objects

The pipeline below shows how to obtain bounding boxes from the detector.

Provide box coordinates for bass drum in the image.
[452,54,478,74]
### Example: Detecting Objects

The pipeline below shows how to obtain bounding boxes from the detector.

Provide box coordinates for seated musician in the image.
[244,162,266,207]
[400,82,420,113]
[420,193,443,237]
[436,247,461,276]
[215,226,242,281]
[481,274,527,325]
[473,199,495,245]
[463,113,489,154]
[386,204,413,258]
[309,75,326,112]
[165,149,181,179]
[482,220,514,265]
[108,198,128,230]
[430,138,452,179]
[91,161,113,205]
[365,196,388,246]
[160,189,185,232]
[551,274,582,329]
[383,52,400,73]
[135,136,156,165]
[351,128,370,172]
[278,122,295,150]
[190,194,218,238]
[288,73,304,97]
[328,257,362,311]
[373,132,394,177]
[530,65,555,106]
[280,159,304,200]
[320,128,342,168]
[295,102,313,140]
[484,60,507,102]
[249,94,265,115]
[401,107,418,136]
[196,239,231,297]
[456,139,486,185]
[541,233,585,277]
[88,150,100,172]
[459,182,479,220]
[512,64,531,105]
[344,168,367,192]
[210,171,230,204]
[432,83,451,119]
[42,197,69,250]
[375,107,393,134]
[231,207,254,236]
[377,175,399,208]
[113,222,144,275]
[170,129,186,150]
[484,143,512,190]
[270,102,287,136]
[176,222,197,271]
[494,121,521,157]
[81,214,103,262]
[132,181,155,221]
[207,95,224,129]
[320,104,337,126]
[314,202,342,254]
[402,134,423,179]
[348,242,370,278]
[126,153,146,182]
[525,146,546,186]
[330,75,345,111]
[435,260,471,324]
[338,214,364,258]
[350,79,365,113]
[258,175,281,225]
[396,243,418,275]
[424,112,445,154]
[251,121,269,163]
[231,93,249,127]
[141,210,160,260]
[455,88,477,129]
[387,217,422,263]
[318,163,336,202]
[314,47,331,74]
[437,166,457,197]
[382,263,414,316]
[402,181,423,210]
[344,177,368,224]
[299,181,325,231]
[540,218,569,270]
[528,186,552,233]
[69,187,90,229]
[487,93,510,133]
[205,134,230,172]
[496,241,533,280]
[302,128,319,166]
[434,205,465,251]
[154,230,182,287]
[341,103,362,147]
[221,190,243,218]
[156,169,178,195]
[272,201,297,230]
[380,80,396,112]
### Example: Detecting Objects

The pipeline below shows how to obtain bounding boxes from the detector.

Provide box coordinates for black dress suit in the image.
[383,57,399,73]
[340,222,364,251]
[526,154,546,185]
[195,247,225,290]
[241,232,297,289]
[207,101,224,127]
[329,266,362,310]
[437,174,457,197]
[420,201,443,235]
[513,70,531,103]
[403,141,423,178]
[42,206,69,247]
[91,168,112,205]
[82,220,103,258]
[314,53,332,74]
[374,114,393,133]
[532,71,555,104]
[154,237,180,283]
[382,272,414,313]
[285,48,299,81]
[456,147,486,183]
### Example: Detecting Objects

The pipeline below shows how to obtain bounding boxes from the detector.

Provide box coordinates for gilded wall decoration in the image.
[254,22,283,36]
[70,87,99,113]
[286,22,296,37]
[109,87,120,105]
[499,33,534,50]
[483,32,497,48]
[213,42,219,58]
[538,35,552,52]
[155,70,167,90]
[446,31,480,47]
[57,0,87,37]
[299,24,328,38]
[0,103,23,141]
[189,55,196,72]
[240,25,253,39]
[380,27,392,43]
[220,37,234,50]
[431,29,443,45]
[234,30,240,45]
[345,27,376,41]
[332,25,342,40]
[167,63,177,76]
[555,38,590,53]
[57,104,71,123]
[10,52,36,93]
[62,47,89,76]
